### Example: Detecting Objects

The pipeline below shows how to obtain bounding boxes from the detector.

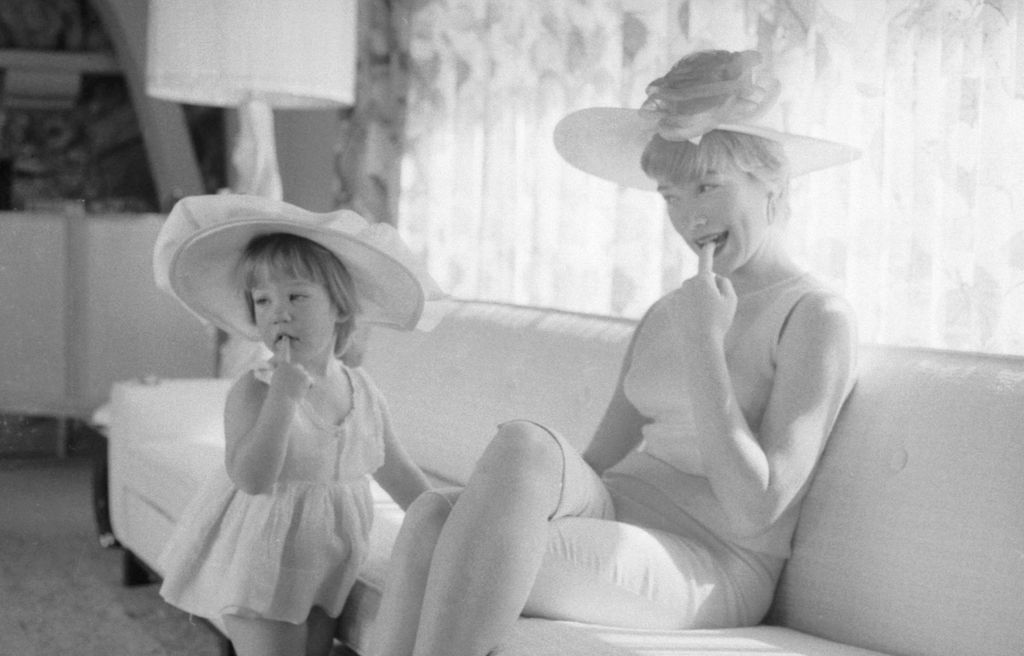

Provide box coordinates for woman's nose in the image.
[686,214,709,233]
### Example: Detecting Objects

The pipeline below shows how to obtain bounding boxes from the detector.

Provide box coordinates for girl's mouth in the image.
[696,231,728,255]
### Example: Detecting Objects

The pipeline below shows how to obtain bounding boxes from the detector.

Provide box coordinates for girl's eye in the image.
[290,293,307,302]
[253,296,270,306]
[697,183,716,193]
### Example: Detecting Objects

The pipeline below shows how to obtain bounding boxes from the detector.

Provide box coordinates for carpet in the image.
[0,457,224,656]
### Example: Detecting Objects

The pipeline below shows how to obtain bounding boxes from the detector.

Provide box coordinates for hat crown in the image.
[641,49,780,142]
[296,207,368,235]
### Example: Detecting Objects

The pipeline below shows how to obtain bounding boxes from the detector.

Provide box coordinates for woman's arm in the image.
[690,290,857,536]
[582,322,649,475]
[374,412,432,510]
[224,370,301,494]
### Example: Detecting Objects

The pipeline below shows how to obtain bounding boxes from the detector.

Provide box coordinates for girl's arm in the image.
[373,411,432,510]
[582,323,649,475]
[224,366,305,495]
[689,289,857,537]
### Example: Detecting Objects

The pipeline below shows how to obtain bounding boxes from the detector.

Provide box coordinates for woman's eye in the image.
[253,297,269,306]
[290,293,307,302]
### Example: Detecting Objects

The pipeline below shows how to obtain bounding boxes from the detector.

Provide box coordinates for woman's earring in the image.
[766,195,776,225]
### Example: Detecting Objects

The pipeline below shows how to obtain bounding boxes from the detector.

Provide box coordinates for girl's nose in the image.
[271,304,291,322]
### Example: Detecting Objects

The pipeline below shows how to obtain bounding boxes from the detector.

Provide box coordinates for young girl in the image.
[152,194,443,656]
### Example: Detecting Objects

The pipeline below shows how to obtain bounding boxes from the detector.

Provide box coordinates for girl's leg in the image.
[372,490,458,656]
[305,606,337,656]
[223,614,305,656]
[412,420,565,656]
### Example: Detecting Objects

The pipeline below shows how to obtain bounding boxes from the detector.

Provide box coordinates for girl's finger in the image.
[275,335,291,363]
[699,242,715,277]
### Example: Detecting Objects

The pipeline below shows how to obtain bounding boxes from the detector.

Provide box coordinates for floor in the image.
[0,454,226,656]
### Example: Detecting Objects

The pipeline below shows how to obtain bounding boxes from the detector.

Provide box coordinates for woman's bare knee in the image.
[478,420,563,482]
[392,489,457,567]
[461,421,564,518]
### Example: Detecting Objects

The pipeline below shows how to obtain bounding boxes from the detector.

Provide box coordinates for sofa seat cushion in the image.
[577,624,890,655]
[108,437,223,573]
[339,484,891,656]
[105,378,234,579]
[117,438,223,524]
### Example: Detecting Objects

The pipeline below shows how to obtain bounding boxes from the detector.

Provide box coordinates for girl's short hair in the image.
[238,233,360,356]
[641,130,791,217]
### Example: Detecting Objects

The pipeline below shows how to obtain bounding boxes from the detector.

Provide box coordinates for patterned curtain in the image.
[396,0,1024,356]
[332,0,412,226]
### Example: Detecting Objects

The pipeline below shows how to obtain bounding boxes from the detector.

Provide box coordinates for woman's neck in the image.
[728,243,804,296]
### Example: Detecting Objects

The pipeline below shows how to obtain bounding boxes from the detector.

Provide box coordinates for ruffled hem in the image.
[158,471,373,623]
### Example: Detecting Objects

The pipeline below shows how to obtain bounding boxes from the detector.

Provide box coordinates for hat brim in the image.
[553,107,860,190]
[156,195,441,340]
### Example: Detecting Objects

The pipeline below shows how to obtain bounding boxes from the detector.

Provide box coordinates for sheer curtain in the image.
[396,0,1024,356]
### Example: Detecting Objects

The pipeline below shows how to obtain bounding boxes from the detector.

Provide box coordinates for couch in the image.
[103,299,1024,656]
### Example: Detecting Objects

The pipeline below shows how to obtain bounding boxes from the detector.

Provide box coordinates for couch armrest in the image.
[107,378,234,445]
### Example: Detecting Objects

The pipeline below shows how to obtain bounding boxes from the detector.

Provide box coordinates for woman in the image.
[371,49,860,656]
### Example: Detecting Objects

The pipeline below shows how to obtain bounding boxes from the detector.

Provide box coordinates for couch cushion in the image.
[107,378,234,445]
[772,346,1024,656]
[106,378,232,576]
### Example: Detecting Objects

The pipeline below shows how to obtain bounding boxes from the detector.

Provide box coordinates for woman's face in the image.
[657,168,775,276]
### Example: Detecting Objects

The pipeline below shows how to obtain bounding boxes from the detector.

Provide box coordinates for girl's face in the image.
[657,168,775,277]
[250,273,340,366]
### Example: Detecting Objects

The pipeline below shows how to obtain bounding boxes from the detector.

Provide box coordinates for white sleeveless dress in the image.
[158,359,387,623]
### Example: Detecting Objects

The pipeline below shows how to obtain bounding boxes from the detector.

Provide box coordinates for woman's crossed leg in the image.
[370,420,693,656]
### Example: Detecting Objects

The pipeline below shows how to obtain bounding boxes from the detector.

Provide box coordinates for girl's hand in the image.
[671,243,737,344]
[270,336,313,400]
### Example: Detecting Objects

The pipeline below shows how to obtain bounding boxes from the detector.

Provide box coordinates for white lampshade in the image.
[145,0,357,199]
[146,0,356,109]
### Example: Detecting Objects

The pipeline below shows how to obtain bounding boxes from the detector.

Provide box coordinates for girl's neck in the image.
[295,352,338,379]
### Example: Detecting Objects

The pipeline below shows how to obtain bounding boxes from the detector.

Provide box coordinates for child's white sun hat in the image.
[553,49,860,190]
[153,194,447,339]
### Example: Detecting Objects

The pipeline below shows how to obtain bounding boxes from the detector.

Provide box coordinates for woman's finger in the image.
[715,273,736,300]
[699,242,715,277]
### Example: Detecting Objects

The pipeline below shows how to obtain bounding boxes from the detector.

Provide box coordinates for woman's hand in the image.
[269,337,312,401]
[670,243,737,344]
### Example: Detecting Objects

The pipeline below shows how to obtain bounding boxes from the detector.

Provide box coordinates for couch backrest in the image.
[364,301,1024,655]
[362,301,634,485]
[771,344,1024,656]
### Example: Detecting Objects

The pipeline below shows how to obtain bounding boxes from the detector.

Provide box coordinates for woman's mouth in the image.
[696,231,728,255]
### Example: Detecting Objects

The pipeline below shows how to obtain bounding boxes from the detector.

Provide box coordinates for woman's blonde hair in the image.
[641,130,791,220]
[238,233,360,356]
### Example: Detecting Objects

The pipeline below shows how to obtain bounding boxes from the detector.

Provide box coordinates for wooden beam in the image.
[87,0,205,210]
[0,49,119,74]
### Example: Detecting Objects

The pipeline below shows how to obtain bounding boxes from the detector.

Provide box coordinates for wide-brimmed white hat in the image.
[553,50,860,190]
[153,194,447,339]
